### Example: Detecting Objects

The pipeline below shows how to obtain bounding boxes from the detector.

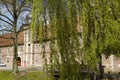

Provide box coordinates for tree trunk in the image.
[12,34,18,74]
[12,0,18,74]
[98,54,103,80]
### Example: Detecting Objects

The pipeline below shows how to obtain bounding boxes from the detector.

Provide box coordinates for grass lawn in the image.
[0,70,53,80]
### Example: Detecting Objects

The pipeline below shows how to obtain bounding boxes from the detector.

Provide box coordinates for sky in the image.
[0,0,30,34]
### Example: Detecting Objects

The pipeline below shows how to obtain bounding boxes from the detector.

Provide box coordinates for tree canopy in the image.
[31,0,120,79]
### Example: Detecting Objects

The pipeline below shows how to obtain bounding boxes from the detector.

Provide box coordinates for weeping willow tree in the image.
[31,0,120,79]
[31,0,83,80]
[82,0,120,79]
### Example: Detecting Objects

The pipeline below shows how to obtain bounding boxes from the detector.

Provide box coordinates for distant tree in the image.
[0,0,31,74]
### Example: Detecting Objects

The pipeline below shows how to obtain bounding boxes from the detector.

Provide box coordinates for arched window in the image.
[17,57,21,66]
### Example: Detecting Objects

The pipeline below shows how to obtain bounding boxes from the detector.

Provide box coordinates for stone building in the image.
[102,54,120,72]
[0,24,44,67]
[0,24,120,72]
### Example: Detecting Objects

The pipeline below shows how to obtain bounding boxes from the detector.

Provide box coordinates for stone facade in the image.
[102,54,120,72]
[0,25,120,73]
[0,27,45,67]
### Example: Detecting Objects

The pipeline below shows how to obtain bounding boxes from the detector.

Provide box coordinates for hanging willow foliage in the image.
[82,0,120,72]
[31,0,82,80]
[31,0,120,79]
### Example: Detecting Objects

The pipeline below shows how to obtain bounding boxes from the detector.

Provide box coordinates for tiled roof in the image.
[0,32,24,47]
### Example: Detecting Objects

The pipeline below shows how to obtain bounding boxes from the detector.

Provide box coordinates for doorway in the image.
[17,57,21,66]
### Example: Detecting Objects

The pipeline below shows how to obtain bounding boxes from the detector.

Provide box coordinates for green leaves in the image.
[82,0,120,71]
[31,0,120,79]
[31,0,82,80]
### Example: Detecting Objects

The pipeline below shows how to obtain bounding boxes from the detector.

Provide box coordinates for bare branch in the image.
[5,3,14,17]
[0,22,12,30]
[17,24,30,35]
[0,0,14,17]
[18,8,31,15]
[0,13,13,23]
[0,28,13,32]
[0,18,13,26]
[17,0,26,16]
